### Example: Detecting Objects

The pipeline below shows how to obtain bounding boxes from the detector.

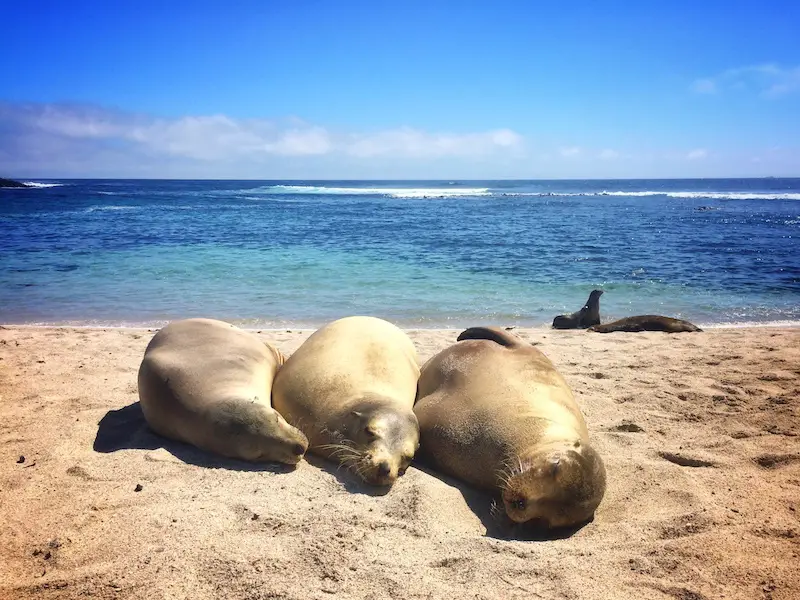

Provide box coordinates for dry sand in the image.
[1,324,798,600]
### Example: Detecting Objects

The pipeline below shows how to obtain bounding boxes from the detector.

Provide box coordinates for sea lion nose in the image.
[377,461,391,477]
[292,443,306,456]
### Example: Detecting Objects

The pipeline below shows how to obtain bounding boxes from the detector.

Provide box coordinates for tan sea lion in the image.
[589,315,702,333]
[552,289,603,329]
[138,318,308,464]
[271,316,420,486]
[414,326,606,529]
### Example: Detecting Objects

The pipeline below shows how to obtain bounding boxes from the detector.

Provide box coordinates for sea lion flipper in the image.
[457,327,523,348]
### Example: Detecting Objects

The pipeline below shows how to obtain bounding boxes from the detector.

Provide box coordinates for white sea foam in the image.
[263,185,491,198]
[502,190,800,200]
[700,320,800,329]
[21,181,64,188]
[85,205,140,212]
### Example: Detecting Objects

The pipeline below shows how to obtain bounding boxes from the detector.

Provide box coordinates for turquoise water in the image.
[1,179,798,328]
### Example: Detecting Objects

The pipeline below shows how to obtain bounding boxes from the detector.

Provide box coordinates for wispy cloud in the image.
[686,148,708,160]
[692,64,800,97]
[0,103,523,164]
[598,149,619,160]
[6,101,789,178]
[345,127,522,158]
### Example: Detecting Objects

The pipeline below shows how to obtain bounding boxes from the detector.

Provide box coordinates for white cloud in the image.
[686,148,708,160]
[4,102,795,179]
[559,146,581,157]
[691,64,800,97]
[3,103,521,162]
[345,127,522,158]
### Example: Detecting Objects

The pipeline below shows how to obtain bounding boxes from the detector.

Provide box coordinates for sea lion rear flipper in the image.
[457,327,523,348]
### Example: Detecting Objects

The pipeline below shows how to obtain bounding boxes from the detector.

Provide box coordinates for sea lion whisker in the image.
[489,499,510,524]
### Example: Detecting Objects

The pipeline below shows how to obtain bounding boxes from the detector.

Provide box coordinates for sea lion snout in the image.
[501,444,606,528]
[270,414,309,464]
[362,454,399,486]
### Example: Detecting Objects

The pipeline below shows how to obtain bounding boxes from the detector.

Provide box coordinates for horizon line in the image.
[9,176,800,182]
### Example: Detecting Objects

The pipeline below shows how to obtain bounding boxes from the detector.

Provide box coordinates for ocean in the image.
[1,179,798,329]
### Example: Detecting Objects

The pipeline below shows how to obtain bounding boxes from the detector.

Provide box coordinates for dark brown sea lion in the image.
[138,318,309,464]
[552,290,603,329]
[414,326,606,530]
[271,316,420,486]
[589,315,702,333]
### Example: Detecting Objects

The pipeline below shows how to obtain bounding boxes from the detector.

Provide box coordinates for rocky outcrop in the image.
[0,178,29,188]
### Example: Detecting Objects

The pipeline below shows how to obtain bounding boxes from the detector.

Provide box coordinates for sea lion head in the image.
[216,400,309,465]
[500,440,606,529]
[336,397,420,486]
[587,289,604,303]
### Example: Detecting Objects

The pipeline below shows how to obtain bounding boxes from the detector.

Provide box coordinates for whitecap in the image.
[701,320,800,329]
[664,191,800,200]
[258,185,491,198]
[85,205,140,213]
[502,190,800,200]
[21,182,64,188]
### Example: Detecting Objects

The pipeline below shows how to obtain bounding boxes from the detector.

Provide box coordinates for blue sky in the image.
[2,0,799,178]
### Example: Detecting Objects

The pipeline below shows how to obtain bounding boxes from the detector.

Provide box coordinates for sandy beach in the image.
[1,324,798,600]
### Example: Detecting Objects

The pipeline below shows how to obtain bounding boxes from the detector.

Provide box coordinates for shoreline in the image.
[2,320,800,332]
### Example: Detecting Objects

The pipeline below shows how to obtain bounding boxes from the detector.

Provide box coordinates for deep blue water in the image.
[1,179,798,328]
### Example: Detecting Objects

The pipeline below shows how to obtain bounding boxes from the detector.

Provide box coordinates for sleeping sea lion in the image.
[271,316,420,486]
[589,315,702,333]
[552,290,603,329]
[414,327,606,530]
[138,318,308,464]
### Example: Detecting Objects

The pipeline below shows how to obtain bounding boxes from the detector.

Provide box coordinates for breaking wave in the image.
[22,182,64,188]
[261,185,491,198]
[502,190,800,200]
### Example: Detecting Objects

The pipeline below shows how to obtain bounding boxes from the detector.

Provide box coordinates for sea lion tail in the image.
[457,327,523,348]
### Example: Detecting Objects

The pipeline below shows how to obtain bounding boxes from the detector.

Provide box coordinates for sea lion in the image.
[589,315,702,333]
[552,290,603,329]
[414,326,606,530]
[138,318,308,464]
[271,316,420,486]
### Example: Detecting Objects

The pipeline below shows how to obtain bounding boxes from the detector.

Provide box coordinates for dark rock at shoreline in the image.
[0,178,29,188]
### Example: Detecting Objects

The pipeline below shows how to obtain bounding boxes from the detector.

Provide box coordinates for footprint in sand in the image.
[754,454,800,469]
[659,452,717,468]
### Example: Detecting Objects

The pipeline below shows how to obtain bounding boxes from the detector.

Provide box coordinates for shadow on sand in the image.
[95,403,594,536]
[93,401,297,474]
[303,453,392,497]
[412,460,593,541]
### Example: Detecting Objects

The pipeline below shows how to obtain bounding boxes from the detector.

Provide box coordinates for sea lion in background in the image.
[414,327,606,530]
[271,316,420,486]
[552,290,603,329]
[138,318,308,464]
[589,315,702,333]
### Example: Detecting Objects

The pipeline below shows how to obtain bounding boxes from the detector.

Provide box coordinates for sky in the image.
[2,0,799,179]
